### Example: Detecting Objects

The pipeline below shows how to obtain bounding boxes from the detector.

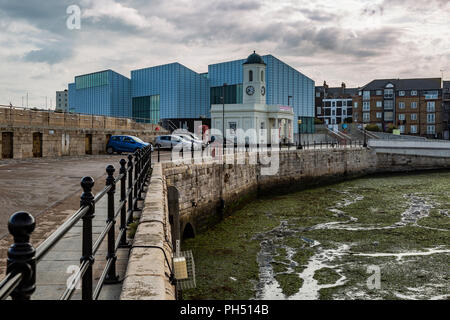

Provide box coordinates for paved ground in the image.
[0,154,152,300]
[0,155,125,238]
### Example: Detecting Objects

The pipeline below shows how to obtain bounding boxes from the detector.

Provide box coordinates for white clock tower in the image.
[242,51,266,105]
[210,51,294,145]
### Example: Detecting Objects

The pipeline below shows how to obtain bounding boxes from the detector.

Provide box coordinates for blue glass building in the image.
[68,54,315,133]
[68,70,131,117]
[131,63,210,124]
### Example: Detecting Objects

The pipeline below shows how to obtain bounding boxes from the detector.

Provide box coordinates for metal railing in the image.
[154,139,368,163]
[0,145,153,300]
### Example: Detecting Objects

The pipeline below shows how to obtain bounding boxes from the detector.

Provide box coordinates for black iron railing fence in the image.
[155,139,367,162]
[0,145,153,300]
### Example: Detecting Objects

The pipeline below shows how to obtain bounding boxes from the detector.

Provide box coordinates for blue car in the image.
[106,135,152,154]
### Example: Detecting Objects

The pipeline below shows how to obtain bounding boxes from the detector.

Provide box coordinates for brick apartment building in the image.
[443,81,450,139]
[353,78,444,139]
[315,81,357,130]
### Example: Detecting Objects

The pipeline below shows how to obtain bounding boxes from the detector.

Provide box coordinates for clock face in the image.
[261,86,266,96]
[246,85,255,96]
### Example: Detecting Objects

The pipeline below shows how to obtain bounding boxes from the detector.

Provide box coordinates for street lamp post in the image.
[222,83,227,155]
[297,118,303,150]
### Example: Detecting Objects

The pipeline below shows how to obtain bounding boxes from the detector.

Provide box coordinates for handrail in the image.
[0,145,153,300]
[0,273,23,300]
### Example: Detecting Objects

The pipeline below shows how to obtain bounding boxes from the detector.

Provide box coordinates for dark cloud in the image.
[23,41,74,64]
[299,8,340,22]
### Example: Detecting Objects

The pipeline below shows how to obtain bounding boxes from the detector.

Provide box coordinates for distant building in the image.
[68,70,131,118]
[55,89,68,112]
[315,82,357,131]
[353,78,443,138]
[443,81,450,139]
[68,53,315,134]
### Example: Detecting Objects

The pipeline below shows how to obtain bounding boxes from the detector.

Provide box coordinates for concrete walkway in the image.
[32,179,133,300]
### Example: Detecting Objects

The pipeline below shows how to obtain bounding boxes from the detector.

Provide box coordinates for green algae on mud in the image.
[182,170,450,300]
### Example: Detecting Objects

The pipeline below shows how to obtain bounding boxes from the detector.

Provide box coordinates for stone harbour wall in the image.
[162,148,377,237]
[120,163,176,300]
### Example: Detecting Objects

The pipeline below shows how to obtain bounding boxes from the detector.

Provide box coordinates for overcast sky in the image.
[0,0,449,108]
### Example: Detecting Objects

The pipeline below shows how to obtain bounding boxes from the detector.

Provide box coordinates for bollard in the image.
[118,159,128,247]
[170,143,173,161]
[80,176,95,300]
[127,155,134,224]
[6,211,36,300]
[105,165,119,283]
[191,141,194,160]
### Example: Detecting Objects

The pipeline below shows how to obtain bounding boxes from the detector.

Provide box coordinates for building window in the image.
[399,114,405,121]
[363,102,370,111]
[411,114,417,121]
[384,112,394,121]
[399,125,405,133]
[424,90,438,99]
[427,125,435,134]
[399,102,406,109]
[376,101,382,108]
[411,125,418,133]
[261,70,264,82]
[411,90,418,96]
[332,101,336,107]
[317,107,322,115]
[354,113,359,121]
[363,91,371,100]
[354,102,358,108]
[332,109,336,116]
[376,112,382,119]
[384,100,394,110]
[343,109,347,116]
[363,113,370,122]
[427,101,435,112]
[358,91,362,96]
[427,113,435,124]
[249,70,253,82]
[411,102,418,109]
[384,89,394,98]
[376,90,382,96]
[316,92,321,97]
[399,91,405,96]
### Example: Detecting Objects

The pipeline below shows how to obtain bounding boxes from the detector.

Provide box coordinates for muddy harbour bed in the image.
[182,171,450,300]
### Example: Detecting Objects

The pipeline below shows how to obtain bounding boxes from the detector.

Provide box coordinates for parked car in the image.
[106,135,152,154]
[173,133,206,149]
[155,135,197,149]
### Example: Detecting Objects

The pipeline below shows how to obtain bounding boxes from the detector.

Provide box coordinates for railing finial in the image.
[7,211,36,300]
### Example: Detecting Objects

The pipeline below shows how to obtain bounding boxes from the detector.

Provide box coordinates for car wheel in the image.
[106,147,114,154]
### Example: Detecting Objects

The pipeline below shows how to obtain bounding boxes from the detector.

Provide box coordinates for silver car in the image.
[155,135,193,149]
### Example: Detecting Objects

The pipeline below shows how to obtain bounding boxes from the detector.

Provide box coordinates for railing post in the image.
[191,141,194,160]
[119,159,128,247]
[137,150,144,201]
[128,155,134,224]
[157,144,160,163]
[80,176,95,300]
[134,151,140,210]
[105,165,119,283]
[6,211,36,300]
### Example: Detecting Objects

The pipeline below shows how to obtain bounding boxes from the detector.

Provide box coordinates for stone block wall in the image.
[162,148,377,237]
[120,164,176,300]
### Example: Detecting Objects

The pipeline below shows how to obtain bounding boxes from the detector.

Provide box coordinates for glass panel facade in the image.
[132,95,160,124]
[210,84,243,104]
[75,71,109,89]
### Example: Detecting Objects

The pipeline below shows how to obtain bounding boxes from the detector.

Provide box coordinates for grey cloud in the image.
[23,42,74,64]
[299,8,340,22]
